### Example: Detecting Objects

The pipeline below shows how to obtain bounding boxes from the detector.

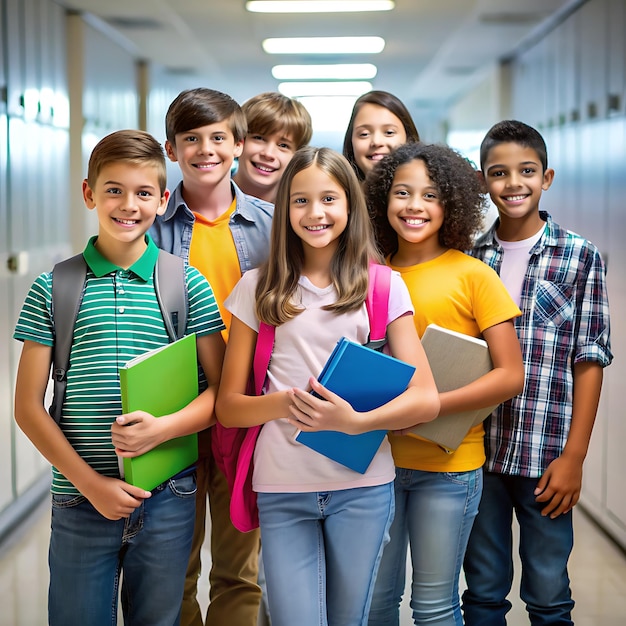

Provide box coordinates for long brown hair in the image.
[256,147,381,326]
[342,90,420,181]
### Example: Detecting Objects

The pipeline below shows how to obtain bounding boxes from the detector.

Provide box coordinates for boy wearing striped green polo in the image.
[13,129,226,626]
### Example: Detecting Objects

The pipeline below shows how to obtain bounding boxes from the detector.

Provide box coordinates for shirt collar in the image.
[83,234,159,281]
[163,179,260,224]
[480,211,553,249]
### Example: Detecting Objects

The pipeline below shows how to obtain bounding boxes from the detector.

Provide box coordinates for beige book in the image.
[408,324,496,453]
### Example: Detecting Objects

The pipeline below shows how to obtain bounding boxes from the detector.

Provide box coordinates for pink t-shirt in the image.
[225,268,413,493]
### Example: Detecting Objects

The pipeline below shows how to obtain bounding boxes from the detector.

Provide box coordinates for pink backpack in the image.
[212,263,392,532]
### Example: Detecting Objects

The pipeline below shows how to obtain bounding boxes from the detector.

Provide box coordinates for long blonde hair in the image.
[255,146,381,326]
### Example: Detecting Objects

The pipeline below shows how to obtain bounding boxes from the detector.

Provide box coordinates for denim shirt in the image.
[150,179,274,273]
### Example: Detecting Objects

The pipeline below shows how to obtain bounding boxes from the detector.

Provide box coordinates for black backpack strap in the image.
[50,254,87,424]
[154,250,188,342]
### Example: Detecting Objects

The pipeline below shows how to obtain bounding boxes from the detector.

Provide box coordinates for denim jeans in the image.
[48,472,196,626]
[369,467,482,626]
[257,483,395,626]
[461,471,574,626]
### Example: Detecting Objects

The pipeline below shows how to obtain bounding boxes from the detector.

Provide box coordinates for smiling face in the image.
[165,122,243,192]
[288,164,349,258]
[233,130,296,202]
[82,161,168,260]
[387,159,446,259]
[351,103,408,177]
[482,141,554,237]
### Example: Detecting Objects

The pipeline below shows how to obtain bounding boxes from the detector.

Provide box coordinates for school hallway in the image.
[0,496,624,626]
[2,0,626,624]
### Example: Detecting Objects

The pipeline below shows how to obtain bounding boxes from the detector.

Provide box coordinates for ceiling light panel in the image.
[272,63,377,80]
[263,37,385,54]
[246,1,394,13]
[278,81,373,97]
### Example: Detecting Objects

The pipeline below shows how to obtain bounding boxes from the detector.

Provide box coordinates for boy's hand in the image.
[83,473,151,520]
[111,411,164,457]
[534,453,583,519]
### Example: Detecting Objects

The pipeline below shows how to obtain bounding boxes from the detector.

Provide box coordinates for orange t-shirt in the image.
[189,199,241,341]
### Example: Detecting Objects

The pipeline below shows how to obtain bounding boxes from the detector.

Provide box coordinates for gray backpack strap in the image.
[154,250,188,342]
[49,250,187,424]
[50,254,87,424]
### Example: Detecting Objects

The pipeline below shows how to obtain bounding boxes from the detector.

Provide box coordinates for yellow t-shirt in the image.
[189,199,241,341]
[388,249,521,472]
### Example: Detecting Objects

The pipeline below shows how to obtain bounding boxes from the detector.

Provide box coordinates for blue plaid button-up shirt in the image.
[471,212,612,477]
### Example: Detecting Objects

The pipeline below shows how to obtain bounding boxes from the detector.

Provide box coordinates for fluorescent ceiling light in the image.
[298,96,359,133]
[263,37,385,55]
[247,1,394,13]
[278,81,373,97]
[272,63,377,80]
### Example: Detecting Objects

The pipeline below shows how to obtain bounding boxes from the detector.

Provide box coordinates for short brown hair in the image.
[480,119,548,173]
[242,92,312,149]
[87,130,167,193]
[165,87,247,144]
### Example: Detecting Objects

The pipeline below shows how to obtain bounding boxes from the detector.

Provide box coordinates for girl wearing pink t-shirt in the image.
[216,146,439,626]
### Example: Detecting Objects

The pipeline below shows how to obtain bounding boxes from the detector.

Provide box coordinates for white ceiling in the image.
[57,0,580,122]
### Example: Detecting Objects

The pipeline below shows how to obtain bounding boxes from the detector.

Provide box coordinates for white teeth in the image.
[256,164,275,173]
[116,219,137,225]
[505,195,527,201]
[306,225,327,231]
[404,218,426,225]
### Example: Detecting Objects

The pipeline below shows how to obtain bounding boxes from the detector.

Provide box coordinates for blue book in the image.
[295,338,416,473]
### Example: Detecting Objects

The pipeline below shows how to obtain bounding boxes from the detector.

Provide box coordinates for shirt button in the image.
[118,307,125,314]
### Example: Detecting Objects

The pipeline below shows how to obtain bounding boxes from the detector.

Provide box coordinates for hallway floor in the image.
[0,499,624,625]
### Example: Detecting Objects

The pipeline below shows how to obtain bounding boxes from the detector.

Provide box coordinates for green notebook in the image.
[119,333,199,491]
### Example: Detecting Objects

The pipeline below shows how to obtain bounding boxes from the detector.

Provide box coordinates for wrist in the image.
[560,445,587,464]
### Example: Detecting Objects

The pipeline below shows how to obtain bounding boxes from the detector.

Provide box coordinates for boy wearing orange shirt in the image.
[151,87,273,626]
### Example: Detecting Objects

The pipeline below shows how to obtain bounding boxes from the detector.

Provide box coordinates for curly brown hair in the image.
[365,142,486,256]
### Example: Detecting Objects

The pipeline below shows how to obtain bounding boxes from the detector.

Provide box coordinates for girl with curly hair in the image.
[365,142,524,626]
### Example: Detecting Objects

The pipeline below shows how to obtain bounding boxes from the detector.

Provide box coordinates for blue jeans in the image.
[48,472,196,626]
[257,483,395,626]
[461,472,574,626]
[369,467,482,626]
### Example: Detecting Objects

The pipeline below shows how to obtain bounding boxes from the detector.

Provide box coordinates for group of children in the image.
[12,85,612,626]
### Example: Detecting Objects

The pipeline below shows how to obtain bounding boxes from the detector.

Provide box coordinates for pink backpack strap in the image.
[228,320,275,533]
[252,322,275,395]
[365,263,392,348]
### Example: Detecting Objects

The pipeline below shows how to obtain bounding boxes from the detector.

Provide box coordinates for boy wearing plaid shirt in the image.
[462,120,612,626]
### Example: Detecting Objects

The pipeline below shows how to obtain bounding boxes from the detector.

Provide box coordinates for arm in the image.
[215,315,293,427]
[437,320,524,416]
[535,361,603,518]
[14,341,151,520]
[112,331,226,455]
[288,313,440,434]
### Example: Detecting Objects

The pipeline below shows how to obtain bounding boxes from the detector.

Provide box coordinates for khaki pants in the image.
[181,429,261,626]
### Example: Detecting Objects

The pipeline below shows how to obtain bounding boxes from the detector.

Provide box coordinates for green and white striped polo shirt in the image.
[14,235,225,495]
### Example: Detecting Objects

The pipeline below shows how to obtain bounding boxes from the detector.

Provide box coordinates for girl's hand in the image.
[287,377,364,435]
[111,411,165,457]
